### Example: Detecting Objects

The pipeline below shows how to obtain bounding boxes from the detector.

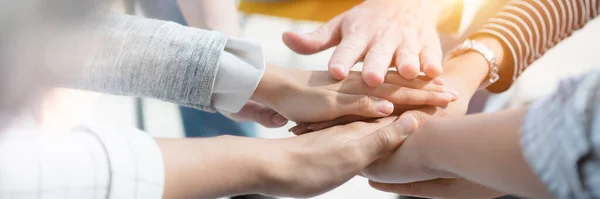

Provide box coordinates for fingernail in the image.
[438,92,454,101]
[272,114,288,125]
[445,88,459,100]
[377,99,394,115]
[396,117,417,137]
[307,123,318,130]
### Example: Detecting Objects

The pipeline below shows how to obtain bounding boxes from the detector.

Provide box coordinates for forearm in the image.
[177,0,241,36]
[158,136,272,199]
[65,12,227,111]
[438,51,494,115]
[437,34,507,115]
[420,109,552,198]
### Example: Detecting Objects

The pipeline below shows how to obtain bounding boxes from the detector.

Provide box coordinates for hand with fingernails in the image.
[283,0,447,87]
[258,116,415,198]
[247,65,457,125]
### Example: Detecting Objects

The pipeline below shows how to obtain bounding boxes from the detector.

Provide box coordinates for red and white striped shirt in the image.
[472,0,600,92]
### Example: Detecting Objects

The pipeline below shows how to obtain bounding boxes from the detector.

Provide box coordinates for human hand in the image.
[361,118,455,184]
[219,100,288,128]
[258,116,409,197]
[251,65,457,123]
[283,0,448,87]
[289,52,489,134]
[369,179,505,199]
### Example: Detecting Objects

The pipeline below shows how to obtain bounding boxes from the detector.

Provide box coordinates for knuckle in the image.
[411,111,431,127]
[341,141,364,165]
[324,95,338,107]
[367,47,388,56]
[372,37,396,50]
[373,128,393,150]
[337,41,361,52]
[315,96,336,119]
[420,52,441,62]
[357,96,375,112]
[430,85,446,93]
[396,49,420,59]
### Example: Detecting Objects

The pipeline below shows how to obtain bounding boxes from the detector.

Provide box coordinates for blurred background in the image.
[41,0,600,198]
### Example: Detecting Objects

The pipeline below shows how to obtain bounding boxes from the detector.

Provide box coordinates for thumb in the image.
[360,117,418,160]
[333,94,395,119]
[282,15,342,55]
[228,101,288,128]
[399,106,438,128]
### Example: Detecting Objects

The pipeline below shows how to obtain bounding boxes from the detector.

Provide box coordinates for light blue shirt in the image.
[521,69,600,199]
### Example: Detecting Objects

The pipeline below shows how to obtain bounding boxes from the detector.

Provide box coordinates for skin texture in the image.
[176,0,458,127]
[291,35,507,134]
[160,116,411,198]
[251,65,457,123]
[290,51,489,134]
[282,0,452,86]
[363,109,553,199]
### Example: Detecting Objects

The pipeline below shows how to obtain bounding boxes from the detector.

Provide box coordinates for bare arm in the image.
[176,0,241,35]
[158,116,410,198]
[364,108,552,198]
[420,109,552,198]
[366,70,600,199]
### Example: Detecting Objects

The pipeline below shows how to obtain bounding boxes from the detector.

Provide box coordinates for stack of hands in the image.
[166,0,507,198]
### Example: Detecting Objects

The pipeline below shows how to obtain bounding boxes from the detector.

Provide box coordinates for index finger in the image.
[328,35,370,80]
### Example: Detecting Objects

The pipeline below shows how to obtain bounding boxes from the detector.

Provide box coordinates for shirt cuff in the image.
[87,124,165,199]
[212,37,266,113]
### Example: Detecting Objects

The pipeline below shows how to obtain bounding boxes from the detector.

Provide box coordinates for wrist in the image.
[159,136,271,198]
[471,35,506,67]
[251,139,301,196]
[416,119,459,178]
[251,65,301,108]
[442,52,490,97]
[215,136,276,196]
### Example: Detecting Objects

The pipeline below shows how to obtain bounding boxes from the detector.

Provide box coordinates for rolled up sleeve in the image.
[211,37,266,113]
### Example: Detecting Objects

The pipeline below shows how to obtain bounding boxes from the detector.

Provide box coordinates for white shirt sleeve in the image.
[212,37,266,113]
[0,124,165,199]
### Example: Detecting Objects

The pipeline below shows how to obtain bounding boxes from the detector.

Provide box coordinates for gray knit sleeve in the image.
[62,12,227,112]
[521,70,600,199]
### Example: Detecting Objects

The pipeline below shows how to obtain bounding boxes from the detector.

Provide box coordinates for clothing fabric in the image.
[0,11,269,198]
[0,119,164,199]
[474,0,600,92]
[66,12,265,113]
[521,69,600,199]
[137,0,258,138]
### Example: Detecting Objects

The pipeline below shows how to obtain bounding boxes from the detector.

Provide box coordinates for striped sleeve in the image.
[471,0,600,93]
